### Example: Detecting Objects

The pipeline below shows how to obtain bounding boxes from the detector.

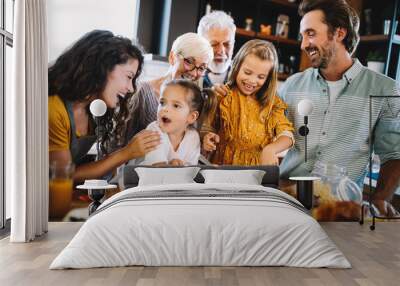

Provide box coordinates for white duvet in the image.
[50,183,351,269]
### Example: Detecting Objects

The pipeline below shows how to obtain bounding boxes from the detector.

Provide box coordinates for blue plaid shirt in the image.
[279,59,400,182]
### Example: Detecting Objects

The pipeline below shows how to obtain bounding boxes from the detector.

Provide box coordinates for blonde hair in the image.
[170,32,213,64]
[227,39,278,110]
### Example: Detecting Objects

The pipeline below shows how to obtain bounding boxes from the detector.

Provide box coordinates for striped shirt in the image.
[279,59,400,182]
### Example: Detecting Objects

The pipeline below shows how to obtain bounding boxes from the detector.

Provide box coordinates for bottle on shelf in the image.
[205,3,211,15]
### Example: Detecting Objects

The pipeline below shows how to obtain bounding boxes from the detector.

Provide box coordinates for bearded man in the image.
[197,10,236,88]
[279,0,400,217]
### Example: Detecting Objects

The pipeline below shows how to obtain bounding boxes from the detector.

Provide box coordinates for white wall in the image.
[141,55,170,82]
[47,0,139,63]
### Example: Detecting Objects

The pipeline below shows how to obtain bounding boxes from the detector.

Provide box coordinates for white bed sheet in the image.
[50,183,351,269]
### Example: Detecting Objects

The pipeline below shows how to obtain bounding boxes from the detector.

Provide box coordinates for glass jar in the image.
[312,161,362,204]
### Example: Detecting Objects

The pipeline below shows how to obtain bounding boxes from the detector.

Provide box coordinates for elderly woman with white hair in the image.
[112,32,213,149]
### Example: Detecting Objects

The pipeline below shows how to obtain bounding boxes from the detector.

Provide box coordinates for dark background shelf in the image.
[137,0,400,80]
[360,34,389,42]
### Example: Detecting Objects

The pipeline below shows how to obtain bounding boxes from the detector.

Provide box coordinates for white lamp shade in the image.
[89,99,107,117]
[297,99,314,116]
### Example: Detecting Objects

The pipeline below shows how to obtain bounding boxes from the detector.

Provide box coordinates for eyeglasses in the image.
[178,54,209,75]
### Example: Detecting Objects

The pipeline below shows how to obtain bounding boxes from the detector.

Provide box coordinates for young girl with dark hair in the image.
[130,79,211,166]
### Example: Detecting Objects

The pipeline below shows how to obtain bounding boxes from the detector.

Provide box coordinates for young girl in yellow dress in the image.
[202,39,294,166]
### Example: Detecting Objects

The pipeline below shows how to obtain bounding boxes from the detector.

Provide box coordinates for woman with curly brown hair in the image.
[48,30,160,183]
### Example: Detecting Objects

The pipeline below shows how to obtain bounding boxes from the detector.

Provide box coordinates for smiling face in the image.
[300,10,337,69]
[157,85,199,135]
[235,54,272,96]
[169,52,209,82]
[204,27,234,74]
[101,58,139,108]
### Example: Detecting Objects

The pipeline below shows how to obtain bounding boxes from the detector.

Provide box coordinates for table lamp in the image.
[297,99,314,162]
[89,99,107,160]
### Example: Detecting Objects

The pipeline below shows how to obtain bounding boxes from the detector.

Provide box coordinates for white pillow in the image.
[135,167,200,186]
[200,169,266,185]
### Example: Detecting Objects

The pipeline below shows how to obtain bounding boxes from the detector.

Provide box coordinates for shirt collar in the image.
[313,59,363,84]
[205,67,230,85]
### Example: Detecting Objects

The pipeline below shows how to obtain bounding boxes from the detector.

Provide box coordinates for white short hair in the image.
[170,32,213,64]
[197,10,236,40]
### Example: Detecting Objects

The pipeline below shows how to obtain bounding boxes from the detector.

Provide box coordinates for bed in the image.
[50,165,351,269]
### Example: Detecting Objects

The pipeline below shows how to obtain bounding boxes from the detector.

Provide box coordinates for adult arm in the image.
[372,94,400,215]
[50,129,161,183]
[373,160,400,215]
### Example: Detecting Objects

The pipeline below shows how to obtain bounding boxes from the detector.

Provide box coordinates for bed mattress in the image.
[50,183,351,269]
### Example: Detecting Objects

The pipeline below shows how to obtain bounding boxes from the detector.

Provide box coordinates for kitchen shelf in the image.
[236,28,256,38]
[236,28,300,46]
[267,0,297,9]
[360,34,389,42]
[256,33,300,45]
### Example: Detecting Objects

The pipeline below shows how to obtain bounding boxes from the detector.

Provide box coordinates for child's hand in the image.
[211,84,229,97]
[202,132,220,152]
[260,147,279,166]
[169,159,184,166]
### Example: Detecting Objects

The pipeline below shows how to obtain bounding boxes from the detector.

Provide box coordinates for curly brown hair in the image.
[48,30,144,155]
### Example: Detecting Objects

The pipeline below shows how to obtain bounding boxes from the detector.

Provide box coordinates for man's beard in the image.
[306,35,335,69]
[208,58,232,74]
[307,44,334,69]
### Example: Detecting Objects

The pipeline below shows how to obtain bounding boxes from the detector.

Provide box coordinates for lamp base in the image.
[87,189,106,215]
[298,125,309,136]
[289,177,320,210]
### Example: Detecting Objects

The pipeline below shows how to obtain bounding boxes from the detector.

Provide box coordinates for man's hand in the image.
[373,159,400,217]
[202,132,220,152]
[372,199,400,217]
[125,130,161,159]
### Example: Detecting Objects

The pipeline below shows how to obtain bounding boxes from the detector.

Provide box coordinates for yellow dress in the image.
[210,88,294,166]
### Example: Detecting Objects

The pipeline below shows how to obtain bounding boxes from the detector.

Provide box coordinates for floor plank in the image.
[0,222,399,286]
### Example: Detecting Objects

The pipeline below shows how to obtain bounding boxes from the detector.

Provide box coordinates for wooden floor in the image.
[0,222,399,286]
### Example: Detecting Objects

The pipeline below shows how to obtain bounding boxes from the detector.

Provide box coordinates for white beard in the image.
[209,58,231,74]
